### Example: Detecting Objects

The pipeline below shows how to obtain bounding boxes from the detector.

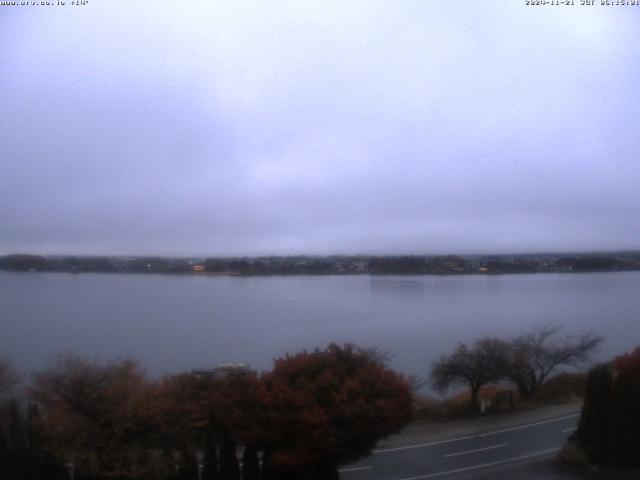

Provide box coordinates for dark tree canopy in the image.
[29,355,155,479]
[575,347,640,467]
[0,359,20,396]
[24,345,414,479]
[613,346,640,382]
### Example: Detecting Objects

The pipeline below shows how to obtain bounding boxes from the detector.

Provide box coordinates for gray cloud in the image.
[1,1,639,256]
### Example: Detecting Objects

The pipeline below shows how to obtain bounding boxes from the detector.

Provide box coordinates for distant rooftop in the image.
[191,363,252,379]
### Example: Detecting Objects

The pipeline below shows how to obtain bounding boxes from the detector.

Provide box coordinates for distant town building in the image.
[191,363,252,379]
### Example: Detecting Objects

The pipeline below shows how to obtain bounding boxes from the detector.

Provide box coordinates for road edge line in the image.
[443,442,508,458]
[374,413,579,454]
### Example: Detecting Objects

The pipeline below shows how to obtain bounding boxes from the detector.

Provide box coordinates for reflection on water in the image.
[1,271,639,382]
[369,277,428,297]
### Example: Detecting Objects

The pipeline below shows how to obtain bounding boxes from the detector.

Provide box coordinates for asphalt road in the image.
[339,413,581,480]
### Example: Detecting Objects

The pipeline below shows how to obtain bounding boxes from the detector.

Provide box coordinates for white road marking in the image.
[562,427,577,433]
[374,413,579,454]
[475,413,580,438]
[443,443,508,458]
[339,466,372,473]
[395,447,561,480]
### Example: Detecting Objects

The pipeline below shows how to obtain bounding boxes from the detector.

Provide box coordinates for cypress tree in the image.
[607,376,632,464]
[628,382,640,466]
[607,377,640,466]
[576,353,640,467]
[177,450,199,480]
[8,398,27,479]
[0,424,11,480]
[579,364,612,464]
[218,436,240,480]
[26,403,42,452]
[26,402,69,480]
[8,399,26,454]
[161,448,179,480]
[241,445,260,480]
[202,432,218,480]
[260,450,276,480]
[25,402,44,480]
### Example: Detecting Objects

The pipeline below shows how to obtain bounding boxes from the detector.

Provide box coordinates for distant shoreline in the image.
[2,251,639,277]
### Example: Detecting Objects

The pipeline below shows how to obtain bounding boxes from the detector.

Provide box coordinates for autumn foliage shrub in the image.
[532,372,586,403]
[257,344,414,477]
[29,355,157,479]
[613,347,640,383]
[24,344,413,479]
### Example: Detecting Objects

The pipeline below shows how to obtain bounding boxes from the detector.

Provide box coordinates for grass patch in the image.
[414,373,587,422]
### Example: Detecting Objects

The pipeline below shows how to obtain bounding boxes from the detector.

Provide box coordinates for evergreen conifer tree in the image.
[202,431,218,480]
[177,450,199,480]
[26,403,42,452]
[8,399,27,479]
[219,435,240,480]
[580,365,612,463]
[0,424,11,480]
[241,445,260,480]
[8,399,26,454]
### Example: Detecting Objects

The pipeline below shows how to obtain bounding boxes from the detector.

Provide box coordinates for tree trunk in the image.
[178,450,199,480]
[470,385,480,413]
[241,445,260,480]
[260,450,276,480]
[219,436,240,480]
[515,380,530,399]
[0,424,11,480]
[202,433,218,480]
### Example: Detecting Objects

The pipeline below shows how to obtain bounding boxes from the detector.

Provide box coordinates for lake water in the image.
[1,271,639,383]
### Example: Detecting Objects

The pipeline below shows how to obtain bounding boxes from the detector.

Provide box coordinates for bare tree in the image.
[0,359,20,396]
[30,354,155,478]
[431,338,510,412]
[406,374,428,394]
[507,324,602,399]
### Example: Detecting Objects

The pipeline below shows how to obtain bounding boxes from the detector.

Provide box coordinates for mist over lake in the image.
[1,271,639,383]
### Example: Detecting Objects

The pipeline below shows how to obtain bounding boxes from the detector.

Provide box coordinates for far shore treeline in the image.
[2,251,640,276]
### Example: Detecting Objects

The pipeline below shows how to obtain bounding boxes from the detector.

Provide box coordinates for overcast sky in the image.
[1,1,639,257]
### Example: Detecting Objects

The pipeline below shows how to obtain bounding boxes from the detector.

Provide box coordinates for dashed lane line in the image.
[443,443,508,458]
[395,447,561,480]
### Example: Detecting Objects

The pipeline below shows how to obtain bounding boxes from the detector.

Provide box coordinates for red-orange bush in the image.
[613,346,640,382]
[257,343,414,476]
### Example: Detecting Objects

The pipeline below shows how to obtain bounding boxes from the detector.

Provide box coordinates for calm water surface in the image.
[1,271,639,380]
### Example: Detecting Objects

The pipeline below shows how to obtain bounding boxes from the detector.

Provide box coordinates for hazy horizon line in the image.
[3,248,639,260]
